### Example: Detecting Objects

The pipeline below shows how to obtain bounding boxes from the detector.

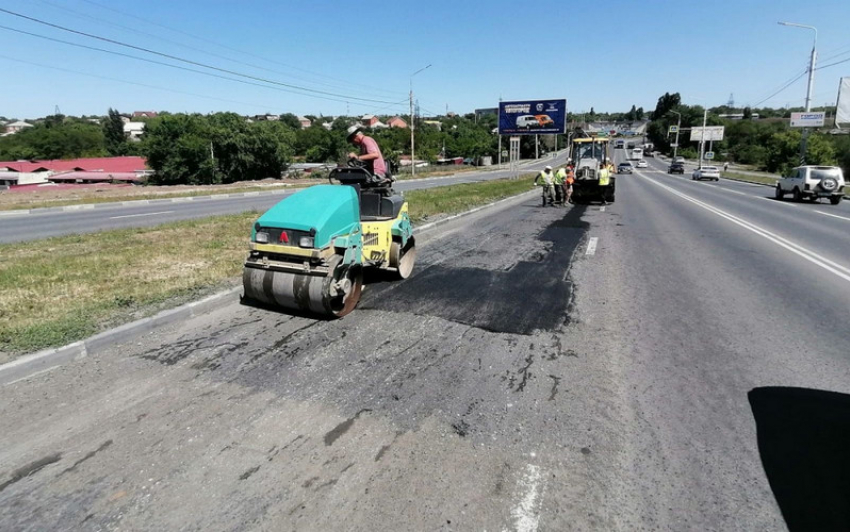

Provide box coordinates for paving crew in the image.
[553,166,567,205]
[534,165,555,206]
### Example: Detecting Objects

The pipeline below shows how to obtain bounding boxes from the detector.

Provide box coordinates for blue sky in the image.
[1,0,849,119]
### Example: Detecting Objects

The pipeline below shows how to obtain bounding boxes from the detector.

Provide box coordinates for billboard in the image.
[836,77,850,126]
[790,112,825,127]
[689,126,725,142]
[498,99,567,135]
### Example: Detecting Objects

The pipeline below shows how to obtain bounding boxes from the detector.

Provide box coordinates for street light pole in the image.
[779,21,818,164]
[698,108,707,169]
[409,64,431,176]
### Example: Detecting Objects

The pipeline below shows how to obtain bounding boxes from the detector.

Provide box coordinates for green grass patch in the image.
[406,175,535,222]
[0,176,535,360]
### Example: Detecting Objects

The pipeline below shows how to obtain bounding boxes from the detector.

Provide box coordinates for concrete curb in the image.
[0,185,541,386]
[0,287,241,386]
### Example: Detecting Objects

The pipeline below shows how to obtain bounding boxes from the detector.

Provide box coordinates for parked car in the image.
[636,160,648,168]
[617,162,634,174]
[692,166,720,181]
[775,165,845,205]
[668,162,685,174]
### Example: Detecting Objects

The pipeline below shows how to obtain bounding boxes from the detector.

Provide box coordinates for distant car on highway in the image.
[672,156,685,164]
[636,160,648,168]
[692,165,720,181]
[668,162,685,174]
[617,162,634,174]
[775,165,845,204]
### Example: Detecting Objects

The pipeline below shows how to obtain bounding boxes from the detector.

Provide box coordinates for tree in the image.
[636,107,645,120]
[742,107,752,120]
[103,108,128,156]
[652,92,681,121]
[279,113,301,129]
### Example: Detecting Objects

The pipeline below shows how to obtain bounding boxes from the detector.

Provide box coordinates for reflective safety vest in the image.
[566,169,575,185]
[554,168,567,185]
[598,167,610,186]
[536,170,554,186]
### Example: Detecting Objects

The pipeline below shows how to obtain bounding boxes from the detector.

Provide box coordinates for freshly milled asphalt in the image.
[2,145,850,530]
[0,153,569,243]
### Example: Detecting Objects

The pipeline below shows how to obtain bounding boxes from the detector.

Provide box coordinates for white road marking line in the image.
[637,172,850,283]
[815,210,850,222]
[110,210,174,219]
[509,464,544,532]
[585,237,598,256]
[599,206,606,212]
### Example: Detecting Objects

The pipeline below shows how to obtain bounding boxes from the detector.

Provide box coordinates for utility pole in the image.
[409,64,431,177]
[698,108,708,169]
[670,110,682,160]
[779,21,817,164]
[210,141,216,182]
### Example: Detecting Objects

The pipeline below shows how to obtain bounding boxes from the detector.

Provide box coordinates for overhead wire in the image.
[29,0,402,99]
[77,0,401,98]
[750,67,809,107]
[0,7,401,105]
[0,24,368,105]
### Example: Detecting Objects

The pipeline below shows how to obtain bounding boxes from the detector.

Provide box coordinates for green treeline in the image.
[645,92,849,176]
[0,110,507,185]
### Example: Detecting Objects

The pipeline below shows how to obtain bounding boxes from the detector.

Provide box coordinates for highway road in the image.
[0,153,568,244]
[2,143,850,530]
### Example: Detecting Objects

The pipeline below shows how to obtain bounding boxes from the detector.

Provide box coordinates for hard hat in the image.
[545,165,552,170]
[346,124,362,139]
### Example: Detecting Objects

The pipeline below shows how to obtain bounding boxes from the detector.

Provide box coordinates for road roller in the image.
[242,165,415,317]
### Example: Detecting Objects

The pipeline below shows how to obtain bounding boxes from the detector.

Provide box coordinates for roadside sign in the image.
[670,143,678,148]
[501,150,508,157]
[789,112,825,127]
[498,99,567,135]
[669,125,679,133]
[690,126,724,142]
[704,151,715,160]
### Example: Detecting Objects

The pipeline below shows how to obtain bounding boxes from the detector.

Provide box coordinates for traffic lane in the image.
[575,174,850,529]
[0,198,623,530]
[0,158,568,244]
[630,169,850,271]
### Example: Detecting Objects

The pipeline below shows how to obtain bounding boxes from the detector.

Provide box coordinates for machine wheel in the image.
[792,187,803,202]
[323,255,363,317]
[775,185,784,200]
[390,239,416,279]
[830,195,843,205]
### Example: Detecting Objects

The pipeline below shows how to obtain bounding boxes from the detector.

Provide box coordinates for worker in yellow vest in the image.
[534,166,555,206]
[554,166,567,205]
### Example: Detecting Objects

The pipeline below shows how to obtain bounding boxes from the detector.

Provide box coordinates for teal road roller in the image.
[242,165,415,317]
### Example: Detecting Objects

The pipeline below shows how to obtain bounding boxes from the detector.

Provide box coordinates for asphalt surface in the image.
[0,153,568,244]
[2,144,850,530]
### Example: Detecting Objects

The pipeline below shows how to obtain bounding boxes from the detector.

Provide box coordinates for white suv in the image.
[776,166,845,205]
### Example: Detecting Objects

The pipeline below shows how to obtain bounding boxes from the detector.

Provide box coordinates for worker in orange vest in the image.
[565,166,575,204]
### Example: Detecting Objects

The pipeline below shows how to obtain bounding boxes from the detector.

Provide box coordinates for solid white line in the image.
[510,464,543,532]
[585,237,598,256]
[815,210,850,222]
[636,172,850,283]
[110,210,174,219]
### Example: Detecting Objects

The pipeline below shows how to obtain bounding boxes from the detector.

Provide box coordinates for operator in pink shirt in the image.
[347,125,388,180]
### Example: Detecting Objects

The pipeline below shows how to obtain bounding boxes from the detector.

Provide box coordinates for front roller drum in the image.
[242,256,362,317]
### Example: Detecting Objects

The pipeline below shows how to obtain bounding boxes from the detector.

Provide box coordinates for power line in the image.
[77,0,400,98]
[0,24,365,105]
[816,56,850,71]
[0,54,285,112]
[0,7,400,105]
[30,0,401,99]
[752,70,808,107]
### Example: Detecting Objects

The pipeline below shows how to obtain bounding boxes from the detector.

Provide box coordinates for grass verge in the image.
[0,175,535,360]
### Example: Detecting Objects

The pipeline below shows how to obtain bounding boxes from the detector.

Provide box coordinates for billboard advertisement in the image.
[790,112,825,127]
[498,99,567,135]
[689,126,725,142]
[836,77,850,126]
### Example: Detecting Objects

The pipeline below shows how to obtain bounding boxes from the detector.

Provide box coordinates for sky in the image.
[1,0,849,120]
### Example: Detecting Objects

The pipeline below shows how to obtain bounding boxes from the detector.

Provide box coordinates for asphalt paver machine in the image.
[242,165,415,317]
[569,135,615,204]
